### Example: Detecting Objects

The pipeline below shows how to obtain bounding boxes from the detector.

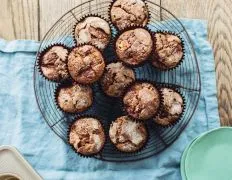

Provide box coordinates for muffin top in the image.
[109,116,147,152]
[116,28,152,66]
[40,45,69,81]
[67,45,105,84]
[56,83,93,113]
[152,32,183,69]
[69,117,105,155]
[110,0,149,30]
[74,16,111,49]
[154,88,184,126]
[123,82,160,120]
[101,62,135,97]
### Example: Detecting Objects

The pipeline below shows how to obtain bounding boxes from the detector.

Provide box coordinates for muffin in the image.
[101,62,135,97]
[56,83,93,113]
[109,116,147,152]
[123,82,160,120]
[39,45,69,81]
[69,117,105,155]
[154,88,184,126]
[110,0,149,30]
[67,45,105,84]
[152,32,184,70]
[73,16,111,50]
[116,28,152,66]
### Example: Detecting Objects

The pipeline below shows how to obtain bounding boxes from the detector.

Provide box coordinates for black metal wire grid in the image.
[33,0,201,162]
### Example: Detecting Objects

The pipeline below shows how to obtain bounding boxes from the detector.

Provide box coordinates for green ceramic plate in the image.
[180,132,209,180]
[181,132,208,180]
[185,127,232,180]
[181,137,199,180]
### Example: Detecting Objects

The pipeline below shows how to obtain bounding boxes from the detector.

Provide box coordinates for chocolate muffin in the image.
[152,32,184,70]
[116,28,152,66]
[101,62,135,97]
[123,82,160,120]
[67,45,105,84]
[39,45,69,81]
[110,0,149,30]
[69,117,105,155]
[56,83,93,113]
[109,116,147,152]
[74,16,111,50]
[154,88,184,126]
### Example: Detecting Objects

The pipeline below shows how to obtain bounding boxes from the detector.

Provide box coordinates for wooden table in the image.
[0,0,231,125]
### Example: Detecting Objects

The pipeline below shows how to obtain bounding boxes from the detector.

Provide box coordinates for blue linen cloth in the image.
[0,19,219,180]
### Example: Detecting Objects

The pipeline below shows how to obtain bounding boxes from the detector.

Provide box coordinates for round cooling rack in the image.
[34,0,201,162]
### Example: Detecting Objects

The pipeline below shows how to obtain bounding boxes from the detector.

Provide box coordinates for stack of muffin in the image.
[38,0,185,157]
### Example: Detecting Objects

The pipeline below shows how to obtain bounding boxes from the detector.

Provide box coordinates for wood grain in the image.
[162,0,232,125]
[0,0,38,40]
[39,0,93,40]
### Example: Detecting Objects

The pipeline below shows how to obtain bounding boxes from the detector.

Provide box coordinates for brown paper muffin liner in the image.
[120,79,164,122]
[113,25,154,68]
[67,114,106,158]
[54,81,94,115]
[108,117,150,154]
[72,14,115,51]
[37,43,71,83]
[67,43,106,85]
[108,0,151,32]
[98,60,136,99]
[153,83,186,128]
[151,30,185,71]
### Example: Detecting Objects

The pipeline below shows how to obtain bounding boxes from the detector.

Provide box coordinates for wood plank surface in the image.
[0,0,231,125]
[162,0,232,125]
[0,0,38,40]
[39,0,83,40]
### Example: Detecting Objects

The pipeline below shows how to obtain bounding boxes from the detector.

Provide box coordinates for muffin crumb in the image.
[69,117,105,155]
[154,88,184,126]
[68,45,105,84]
[123,82,160,120]
[116,28,152,66]
[109,116,147,152]
[40,45,69,81]
[101,62,135,97]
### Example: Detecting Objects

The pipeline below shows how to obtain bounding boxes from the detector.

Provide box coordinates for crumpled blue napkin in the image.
[0,19,219,180]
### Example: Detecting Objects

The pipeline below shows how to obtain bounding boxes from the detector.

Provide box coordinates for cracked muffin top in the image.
[110,0,149,30]
[123,82,160,120]
[116,28,152,66]
[56,83,93,113]
[69,117,105,155]
[74,16,111,50]
[67,45,105,84]
[109,116,147,152]
[152,32,184,70]
[39,45,69,81]
[154,88,184,126]
[100,62,135,97]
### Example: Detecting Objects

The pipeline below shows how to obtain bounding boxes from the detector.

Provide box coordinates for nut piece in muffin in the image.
[101,62,135,97]
[39,45,69,81]
[56,83,93,113]
[123,82,160,120]
[154,88,184,126]
[109,116,147,152]
[152,32,184,70]
[110,0,149,30]
[67,45,105,84]
[74,16,111,50]
[69,117,105,155]
[116,28,152,66]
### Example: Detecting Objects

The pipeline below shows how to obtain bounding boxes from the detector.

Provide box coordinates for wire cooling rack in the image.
[34,0,201,162]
